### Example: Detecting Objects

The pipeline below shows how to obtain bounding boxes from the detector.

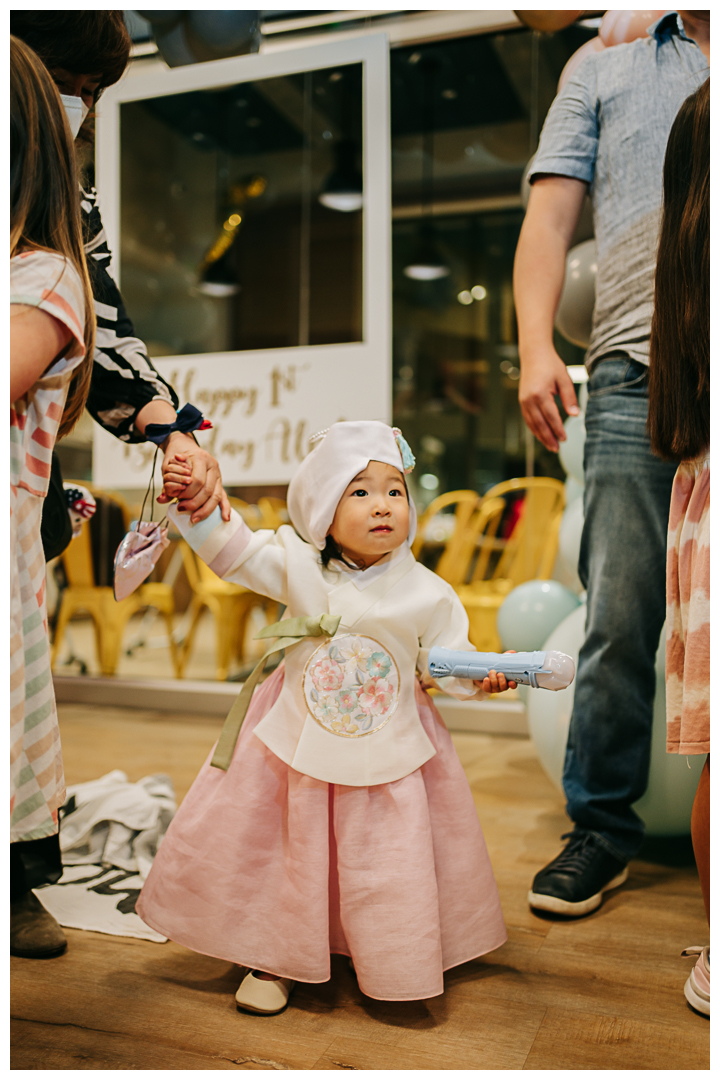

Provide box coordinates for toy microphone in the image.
[427,647,575,691]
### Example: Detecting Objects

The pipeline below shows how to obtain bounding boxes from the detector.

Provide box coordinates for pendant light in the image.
[318,69,363,213]
[403,53,449,281]
[404,224,450,281]
[196,174,267,297]
[318,139,363,213]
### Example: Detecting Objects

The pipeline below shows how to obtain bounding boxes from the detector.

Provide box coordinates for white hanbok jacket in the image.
[169,506,486,787]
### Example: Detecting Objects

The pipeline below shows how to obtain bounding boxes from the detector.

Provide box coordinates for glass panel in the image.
[393,209,529,502]
[119,62,363,357]
[390,27,596,206]
[389,27,594,505]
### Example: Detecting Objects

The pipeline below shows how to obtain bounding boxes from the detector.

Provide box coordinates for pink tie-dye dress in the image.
[665,454,709,754]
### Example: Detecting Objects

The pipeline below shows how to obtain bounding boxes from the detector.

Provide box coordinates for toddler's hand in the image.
[159,452,192,501]
[473,650,517,694]
[474,670,518,694]
[157,448,231,524]
[162,480,188,500]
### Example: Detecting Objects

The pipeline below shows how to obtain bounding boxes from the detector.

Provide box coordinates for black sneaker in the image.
[528,832,628,917]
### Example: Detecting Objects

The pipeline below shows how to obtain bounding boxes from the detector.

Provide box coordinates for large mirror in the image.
[120,64,363,357]
[93,35,391,488]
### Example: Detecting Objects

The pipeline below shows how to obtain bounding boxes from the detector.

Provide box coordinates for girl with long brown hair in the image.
[10,34,96,959]
[647,77,709,1017]
[10,11,231,524]
[11,36,95,430]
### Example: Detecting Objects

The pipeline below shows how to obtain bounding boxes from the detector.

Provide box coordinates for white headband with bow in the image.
[287,421,417,551]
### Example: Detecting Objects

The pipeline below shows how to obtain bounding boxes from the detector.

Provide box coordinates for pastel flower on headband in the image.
[392,428,416,473]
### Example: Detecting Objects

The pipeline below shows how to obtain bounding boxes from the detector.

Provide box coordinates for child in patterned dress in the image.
[647,79,709,1016]
[10,35,95,957]
[138,421,514,1013]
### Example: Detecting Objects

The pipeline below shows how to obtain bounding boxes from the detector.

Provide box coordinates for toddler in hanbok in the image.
[138,421,512,1013]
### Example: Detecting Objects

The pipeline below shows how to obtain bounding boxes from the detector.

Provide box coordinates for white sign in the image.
[93,342,386,485]
[93,35,391,488]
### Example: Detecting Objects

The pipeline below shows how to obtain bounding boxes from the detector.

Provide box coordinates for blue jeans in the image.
[562,358,678,862]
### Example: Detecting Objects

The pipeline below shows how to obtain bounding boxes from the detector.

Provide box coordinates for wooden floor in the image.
[11,704,709,1070]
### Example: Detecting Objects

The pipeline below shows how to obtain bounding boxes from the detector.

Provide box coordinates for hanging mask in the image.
[60,94,89,140]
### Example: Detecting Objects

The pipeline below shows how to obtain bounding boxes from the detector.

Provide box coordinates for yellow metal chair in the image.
[412,490,481,586]
[51,486,180,677]
[456,495,508,585]
[226,497,287,532]
[172,496,286,680]
[176,542,276,681]
[229,497,263,530]
[257,496,288,530]
[455,478,566,651]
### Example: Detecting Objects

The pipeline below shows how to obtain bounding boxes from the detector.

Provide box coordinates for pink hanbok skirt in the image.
[137,666,506,1001]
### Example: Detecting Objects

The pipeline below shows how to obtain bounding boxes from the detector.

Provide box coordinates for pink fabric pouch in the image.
[113,520,169,601]
[112,439,173,603]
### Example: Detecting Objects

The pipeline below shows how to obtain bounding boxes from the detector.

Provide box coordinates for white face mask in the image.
[60,94,90,140]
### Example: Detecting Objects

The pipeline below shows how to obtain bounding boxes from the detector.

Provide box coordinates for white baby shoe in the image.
[235,970,295,1015]
[681,946,710,1017]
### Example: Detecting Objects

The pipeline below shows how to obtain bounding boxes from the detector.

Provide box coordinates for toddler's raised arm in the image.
[168,504,288,604]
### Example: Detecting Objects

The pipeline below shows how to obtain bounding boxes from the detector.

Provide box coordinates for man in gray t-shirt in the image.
[513,11,708,917]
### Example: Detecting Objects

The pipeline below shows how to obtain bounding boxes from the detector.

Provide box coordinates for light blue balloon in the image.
[527,605,704,835]
[558,414,586,484]
[497,580,581,652]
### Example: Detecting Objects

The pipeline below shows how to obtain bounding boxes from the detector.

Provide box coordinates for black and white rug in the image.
[36,863,167,943]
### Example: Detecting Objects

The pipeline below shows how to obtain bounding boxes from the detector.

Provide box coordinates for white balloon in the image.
[527,605,704,836]
[558,36,606,92]
[557,488,582,591]
[550,557,583,597]
[559,498,584,571]
[555,239,597,349]
[599,9,665,47]
[526,606,583,788]
[564,476,584,505]
[558,414,586,484]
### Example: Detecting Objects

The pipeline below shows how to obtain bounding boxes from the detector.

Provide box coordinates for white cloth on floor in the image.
[37,864,167,942]
[59,770,176,882]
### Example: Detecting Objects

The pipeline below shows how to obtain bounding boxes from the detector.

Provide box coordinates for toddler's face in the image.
[328,460,410,567]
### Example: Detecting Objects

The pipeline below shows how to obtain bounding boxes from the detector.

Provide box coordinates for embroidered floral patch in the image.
[303,634,400,737]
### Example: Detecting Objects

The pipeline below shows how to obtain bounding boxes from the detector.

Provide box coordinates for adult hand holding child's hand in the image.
[158,436,231,524]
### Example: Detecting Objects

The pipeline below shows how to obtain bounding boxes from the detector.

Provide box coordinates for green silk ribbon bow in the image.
[211,612,341,770]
